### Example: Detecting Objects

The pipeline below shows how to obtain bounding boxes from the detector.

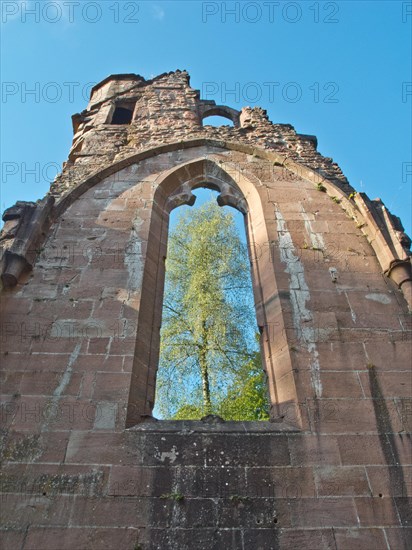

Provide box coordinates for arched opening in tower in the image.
[111,105,134,125]
[202,115,234,127]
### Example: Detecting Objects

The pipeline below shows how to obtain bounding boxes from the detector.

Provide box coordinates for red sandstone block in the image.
[126,198,145,209]
[108,465,173,497]
[66,199,104,215]
[336,254,381,274]
[1,396,18,429]
[55,300,95,320]
[19,371,82,396]
[20,280,59,300]
[81,217,111,229]
[308,398,404,434]
[365,341,412,371]
[122,356,133,373]
[348,290,399,317]
[109,338,136,356]
[367,466,412,498]
[288,435,341,466]
[0,296,32,317]
[340,312,404,331]
[267,188,308,207]
[63,282,103,300]
[36,431,70,463]
[314,466,371,497]
[0,353,26,371]
[24,354,74,372]
[0,463,110,501]
[336,272,389,293]
[338,435,395,465]
[246,467,316,498]
[79,372,95,399]
[269,347,294,380]
[101,219,135,231]
[70,496,148,527]
[47,254,90,269]
[0,372,22,394]
[7,396,49,430]
[333,527,388,549]
[91,253,129,270]
[86,337,111,354]
[217,496,290,529]
[146,526,244,548]
[319,372,364,398]
[5,396,94,431]
[329,220,361,233]
[315,341,367,371]
[2,311,54,341]
[98,210,133,223]
[44,398,96,430]
[65,431,138,465]
[125,375,150,405]
[324,234,376,258]
[80,268,129,287]
[92,373,131,401]
[92,299,124,321]
[122,295,140,315]
[72,354,123,372]
[27,297,73,326]
[384,527,412,550]
[277,528,336,549]
[307,289,350,313]
[0,494,74,529]
[55,268,81,285]
[289,497,358,528]
[0,530,26,549]
[30,337,83,354]
[275,372,299,406]
[277,200,310,217]
[106,198,128,211]
[391,434,412,465]
[303,269,341,292]
[355,496,401,526]
[0,329,32,354]
[1,353,70,382]
[359,371,412,398]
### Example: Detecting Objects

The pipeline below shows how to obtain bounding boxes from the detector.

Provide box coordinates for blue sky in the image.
[1,0,411,234]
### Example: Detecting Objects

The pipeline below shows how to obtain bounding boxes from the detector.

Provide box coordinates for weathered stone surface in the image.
[0,70,410,549]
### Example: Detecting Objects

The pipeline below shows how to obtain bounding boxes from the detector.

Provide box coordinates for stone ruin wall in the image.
[0,70,411,549]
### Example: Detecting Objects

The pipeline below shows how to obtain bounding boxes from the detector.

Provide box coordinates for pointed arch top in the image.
[152,157,257,215]
[124,151,301,428]
[52,139,344,217]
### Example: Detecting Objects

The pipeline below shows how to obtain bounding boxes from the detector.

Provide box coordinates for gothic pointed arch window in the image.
[125,158,300,429]
[152,187,267,421]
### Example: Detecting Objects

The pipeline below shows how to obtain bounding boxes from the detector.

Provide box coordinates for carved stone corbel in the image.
[0,196,54,288]
[355,193,412,309]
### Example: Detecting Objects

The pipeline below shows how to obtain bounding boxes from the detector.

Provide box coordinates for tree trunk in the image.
[199,320,212,415]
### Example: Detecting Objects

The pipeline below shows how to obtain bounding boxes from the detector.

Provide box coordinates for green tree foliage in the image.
[217,351,270,421]
[155,198,269,420]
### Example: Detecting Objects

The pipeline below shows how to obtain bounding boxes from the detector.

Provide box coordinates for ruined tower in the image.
[1,70,411,549]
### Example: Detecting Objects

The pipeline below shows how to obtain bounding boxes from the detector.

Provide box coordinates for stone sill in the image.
[128,418,299,433]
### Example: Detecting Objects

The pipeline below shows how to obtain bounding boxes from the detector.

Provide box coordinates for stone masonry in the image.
[0,70,411,549]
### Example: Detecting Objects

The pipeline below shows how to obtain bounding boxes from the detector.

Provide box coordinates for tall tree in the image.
[155,199,265,419]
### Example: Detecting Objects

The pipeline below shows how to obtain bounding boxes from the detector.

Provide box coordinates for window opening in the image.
[153,187,269,421]
[202,115,234,127]
[110,104,134,124]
